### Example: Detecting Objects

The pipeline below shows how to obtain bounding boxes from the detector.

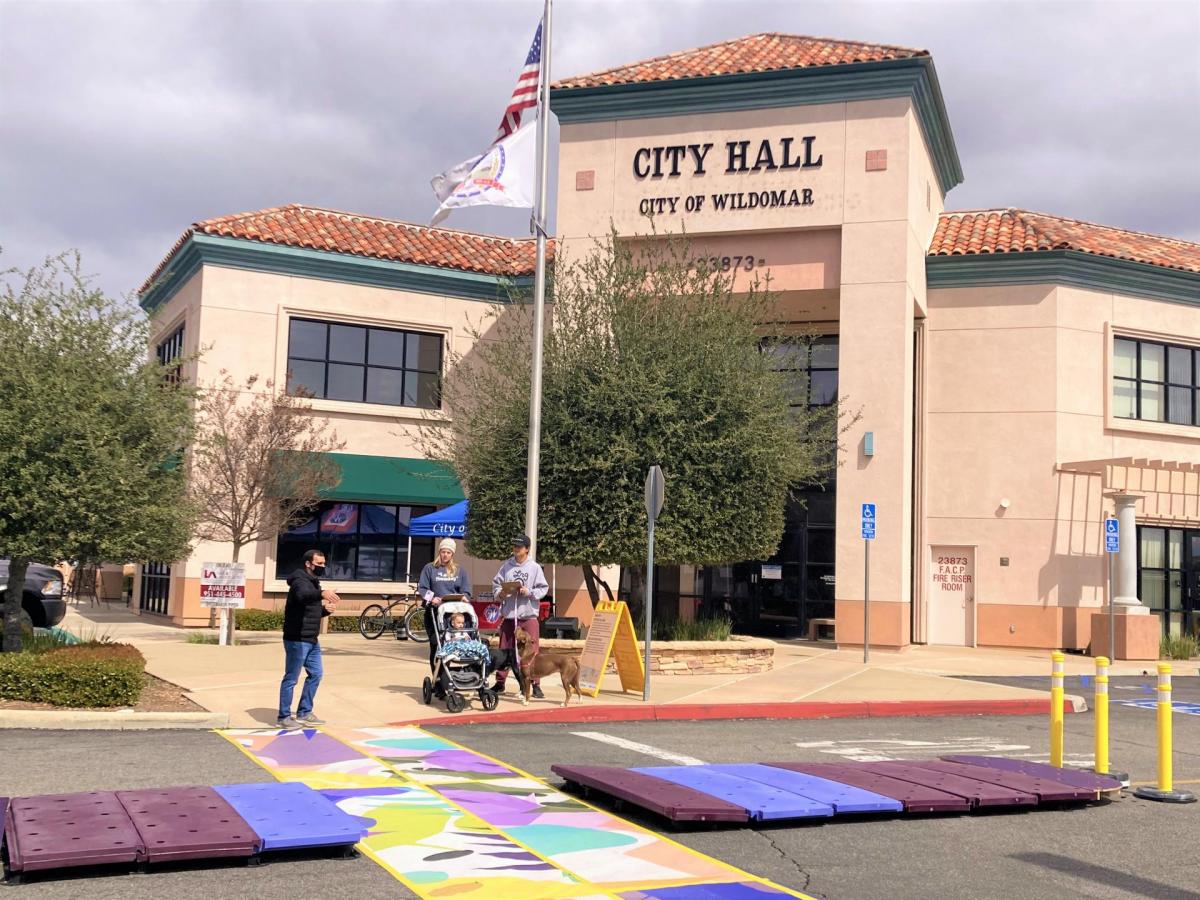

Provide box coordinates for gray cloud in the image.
[1,0,1196,299]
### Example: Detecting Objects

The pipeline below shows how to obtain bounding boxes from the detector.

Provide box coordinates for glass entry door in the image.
[1138,527,1200,637]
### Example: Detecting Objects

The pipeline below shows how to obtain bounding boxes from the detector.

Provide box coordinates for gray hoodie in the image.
[492,556,548,620]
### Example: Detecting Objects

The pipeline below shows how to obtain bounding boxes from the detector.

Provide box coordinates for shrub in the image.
[0,642,146,707]
[652,616,733,642]
[235,608,284,631]
[326,615,359,633]
[1161,633,1199,660]
[186,632,219,644]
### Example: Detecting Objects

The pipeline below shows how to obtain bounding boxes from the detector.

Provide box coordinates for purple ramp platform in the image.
[631,766,833,821]
[910,760,1095,803]
[770,763,970,813]
[213,782,365,851]
[856,762,1037,808]
[552,765,748,822]
[116,787,259,863]
[3,791,145,873]
[942,756,1122,794]
[709,764,903,814]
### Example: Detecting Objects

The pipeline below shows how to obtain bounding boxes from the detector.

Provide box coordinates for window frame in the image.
[285,317,443,410]
[1114,336,1198,427]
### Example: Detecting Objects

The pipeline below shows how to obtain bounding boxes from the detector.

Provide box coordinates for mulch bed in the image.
[0,674,204,713]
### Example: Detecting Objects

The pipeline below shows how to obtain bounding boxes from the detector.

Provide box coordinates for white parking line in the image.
[571,731,706,766]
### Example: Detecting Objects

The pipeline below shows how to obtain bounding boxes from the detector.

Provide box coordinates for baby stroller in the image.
[421,601,499,713]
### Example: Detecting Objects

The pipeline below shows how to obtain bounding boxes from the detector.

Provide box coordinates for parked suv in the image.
[0,560,66,630]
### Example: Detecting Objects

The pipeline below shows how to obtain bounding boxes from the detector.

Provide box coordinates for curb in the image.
[0,709,230,731]
[398,695,1084,727]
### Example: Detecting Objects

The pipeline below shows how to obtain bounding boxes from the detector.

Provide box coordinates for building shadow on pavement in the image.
[1010,852,1200,900]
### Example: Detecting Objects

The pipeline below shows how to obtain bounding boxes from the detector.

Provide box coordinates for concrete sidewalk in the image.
[57,605,1132,728]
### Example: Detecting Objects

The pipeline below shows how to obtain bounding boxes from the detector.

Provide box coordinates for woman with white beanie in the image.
[417,538,472,696]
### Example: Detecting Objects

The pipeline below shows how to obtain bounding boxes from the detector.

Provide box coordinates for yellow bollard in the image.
[1133,663,1196,804]
[1050,651,1065,768]
[1094,656,1109,775]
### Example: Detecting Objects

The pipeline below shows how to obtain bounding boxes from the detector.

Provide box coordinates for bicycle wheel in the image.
[358,604,391,640]
[403,604,429,643]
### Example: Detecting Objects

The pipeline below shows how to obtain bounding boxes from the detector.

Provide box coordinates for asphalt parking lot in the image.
[2,703,1198,900]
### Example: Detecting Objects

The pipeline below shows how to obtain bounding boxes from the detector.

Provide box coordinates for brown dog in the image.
[515,629,582,707]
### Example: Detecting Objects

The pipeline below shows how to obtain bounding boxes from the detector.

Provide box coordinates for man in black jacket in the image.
[277,549,339,729]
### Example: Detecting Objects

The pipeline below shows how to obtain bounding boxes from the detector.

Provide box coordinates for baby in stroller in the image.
[422,601,500,713]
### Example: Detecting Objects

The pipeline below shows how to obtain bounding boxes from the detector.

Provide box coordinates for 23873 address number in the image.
[695,255,765,272]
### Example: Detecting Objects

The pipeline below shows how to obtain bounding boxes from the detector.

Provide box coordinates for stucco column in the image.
[1111,494,1142,609]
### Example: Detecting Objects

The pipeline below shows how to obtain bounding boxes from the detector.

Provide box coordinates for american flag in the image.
[494,23,542,144]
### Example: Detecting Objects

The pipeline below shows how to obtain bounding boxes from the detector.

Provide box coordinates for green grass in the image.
[185,632,220,645]
[1160,632,1199,660]
[651,616,734,642]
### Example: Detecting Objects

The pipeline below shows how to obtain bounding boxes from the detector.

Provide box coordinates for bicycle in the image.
[357,595,428,642]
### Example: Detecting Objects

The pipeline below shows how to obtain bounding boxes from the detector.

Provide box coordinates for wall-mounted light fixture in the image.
[864,431,875,457]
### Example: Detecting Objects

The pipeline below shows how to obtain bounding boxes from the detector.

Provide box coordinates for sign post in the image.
[861,503,876,663]
[1105,517,1119,657]
[644,465,665,702]
[200,562,247,646]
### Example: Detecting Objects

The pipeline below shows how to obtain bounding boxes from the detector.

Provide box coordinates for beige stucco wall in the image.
[923,280,1200,649]
[137,265,591,625]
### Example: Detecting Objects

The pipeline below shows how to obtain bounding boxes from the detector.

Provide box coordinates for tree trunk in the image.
[3,556,30,653]
[224,543,241,646]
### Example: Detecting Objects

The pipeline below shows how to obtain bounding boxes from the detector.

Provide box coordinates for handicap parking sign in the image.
[861,503,876,541]
[1105,517,1119,553]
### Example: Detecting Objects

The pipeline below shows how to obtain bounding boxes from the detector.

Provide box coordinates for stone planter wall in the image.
[491,634,775,675]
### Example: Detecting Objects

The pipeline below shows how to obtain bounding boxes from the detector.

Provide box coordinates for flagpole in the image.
[524,0,551,558]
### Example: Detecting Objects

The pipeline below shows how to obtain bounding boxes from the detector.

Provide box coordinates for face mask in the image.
[312,564,326,577]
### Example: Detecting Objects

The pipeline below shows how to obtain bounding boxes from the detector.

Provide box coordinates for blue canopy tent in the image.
[405,500,468,581]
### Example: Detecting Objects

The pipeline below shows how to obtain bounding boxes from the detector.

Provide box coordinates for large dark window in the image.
[275,501,436,581]
[287,318,442,409]
[156,325,185,384]
[1114,337,1199,426]
[1137,526,1192,637]
[766,336,839,408]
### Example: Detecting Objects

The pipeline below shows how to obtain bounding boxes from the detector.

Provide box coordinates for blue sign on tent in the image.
[408,500,469,538]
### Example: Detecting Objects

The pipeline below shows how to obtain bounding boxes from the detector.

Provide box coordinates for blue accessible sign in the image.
[1105,517,1119,553]
[861,503,876,541]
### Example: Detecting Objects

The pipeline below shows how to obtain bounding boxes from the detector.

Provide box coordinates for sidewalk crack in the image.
[755,829,824,899]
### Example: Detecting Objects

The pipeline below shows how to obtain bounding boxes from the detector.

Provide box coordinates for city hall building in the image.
[136,33,1200,656]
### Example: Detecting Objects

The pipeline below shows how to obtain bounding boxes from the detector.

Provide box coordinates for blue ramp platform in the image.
[708,764,903,814]
[631,766,833,821]
[213,782,365,851]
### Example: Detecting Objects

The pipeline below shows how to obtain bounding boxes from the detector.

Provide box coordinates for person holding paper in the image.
[418,538,471,697]
[491,533,548,698]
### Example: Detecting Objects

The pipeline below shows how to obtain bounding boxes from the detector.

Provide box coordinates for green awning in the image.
[318,453,465,505]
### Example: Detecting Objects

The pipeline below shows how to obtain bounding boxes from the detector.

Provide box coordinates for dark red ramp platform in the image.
[552,765,749,822]
[770,763,970,813]
[855,762,1037,808]
[116,787,259,863]
[4,791,145,873]
[941,756,1122,795]
[910,760,1094,803]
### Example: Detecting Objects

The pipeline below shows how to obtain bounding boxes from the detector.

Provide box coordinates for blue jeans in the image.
[279,640,323,720]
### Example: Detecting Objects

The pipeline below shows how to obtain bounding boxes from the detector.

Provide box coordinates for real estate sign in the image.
[199,562,247,608]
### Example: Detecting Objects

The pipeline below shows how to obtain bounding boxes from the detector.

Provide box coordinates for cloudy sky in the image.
[2,0,1197,299]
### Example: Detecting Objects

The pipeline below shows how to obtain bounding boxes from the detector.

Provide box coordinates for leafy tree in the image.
[189,373,343,643]
[0,253,197,652]
[430,234,847,615]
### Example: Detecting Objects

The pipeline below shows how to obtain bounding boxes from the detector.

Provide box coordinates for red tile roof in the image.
[930,209,1200,275]
[552,33,927,90]
[141,204,548,294]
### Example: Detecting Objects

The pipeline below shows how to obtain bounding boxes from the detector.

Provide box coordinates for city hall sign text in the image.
[632,136,822,217]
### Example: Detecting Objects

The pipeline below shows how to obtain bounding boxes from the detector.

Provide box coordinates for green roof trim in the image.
[139,233,530,314]
[550,56,964,195]
[320,453,465,505]
[925,251,1200,306]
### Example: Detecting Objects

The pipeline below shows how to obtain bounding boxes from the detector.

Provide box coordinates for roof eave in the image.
[550,56,964,195]
[139,233,533,314]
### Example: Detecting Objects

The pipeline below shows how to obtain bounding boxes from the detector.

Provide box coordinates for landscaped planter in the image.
[488,635,774,675]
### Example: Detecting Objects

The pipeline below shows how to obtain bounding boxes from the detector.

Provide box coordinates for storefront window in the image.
[1114,337,1199,426]
[286,318,443,409]
[1138,526,1187,636]
[275,501,435,581]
